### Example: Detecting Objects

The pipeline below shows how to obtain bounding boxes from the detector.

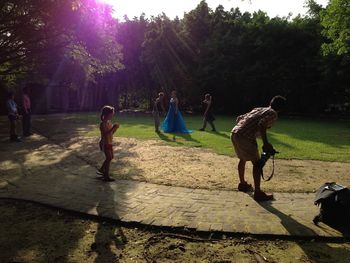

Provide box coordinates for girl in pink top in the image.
[97,105,119,182]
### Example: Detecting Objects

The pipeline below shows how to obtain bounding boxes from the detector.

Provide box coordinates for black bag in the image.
[313,182,350,227]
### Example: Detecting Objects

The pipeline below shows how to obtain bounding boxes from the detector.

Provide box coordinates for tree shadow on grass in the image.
[212,131,230,139]
[268,133,295,150]
[258,201,350,263]
[156,131,201,146]
[273,118,350,148]
[0,119,137,262]
[172,133,201,144]
[31,116,146,182]
[156,131,173,142]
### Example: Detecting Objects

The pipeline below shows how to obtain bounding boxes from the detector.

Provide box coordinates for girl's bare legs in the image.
[103,149,114,181]
[98,161,107,174]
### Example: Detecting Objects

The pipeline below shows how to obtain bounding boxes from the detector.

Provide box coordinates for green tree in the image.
[0,0,123,83]
[321,0,350,55]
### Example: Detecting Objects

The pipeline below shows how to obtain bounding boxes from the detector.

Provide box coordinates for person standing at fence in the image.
[6,92,21,142]
[199,93,216,132]
[153,92,165,133]
[22,87,32,137]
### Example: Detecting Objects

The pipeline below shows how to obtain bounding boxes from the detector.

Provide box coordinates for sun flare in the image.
[97,0,199,19]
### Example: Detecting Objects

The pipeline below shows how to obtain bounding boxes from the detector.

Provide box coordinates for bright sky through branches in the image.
[100,0,329,20]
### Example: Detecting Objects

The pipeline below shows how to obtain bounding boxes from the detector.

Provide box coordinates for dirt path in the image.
[59,136,350,193]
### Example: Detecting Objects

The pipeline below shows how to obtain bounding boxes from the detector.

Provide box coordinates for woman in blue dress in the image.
[161,90,192,133]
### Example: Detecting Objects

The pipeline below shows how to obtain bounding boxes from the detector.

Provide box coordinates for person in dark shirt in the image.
[22,87,32,137]
[152,92,165,133]
[199,94,216,132]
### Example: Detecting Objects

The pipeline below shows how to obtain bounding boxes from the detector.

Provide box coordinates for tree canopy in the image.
[1,0,349,115]
[321,0,350,55]
[0,0,123,84]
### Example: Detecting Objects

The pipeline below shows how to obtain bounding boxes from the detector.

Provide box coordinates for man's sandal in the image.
[238,182,253,192]
[254,191,274,202]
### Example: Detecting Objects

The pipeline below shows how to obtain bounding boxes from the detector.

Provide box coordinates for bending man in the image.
[231,96,286,201]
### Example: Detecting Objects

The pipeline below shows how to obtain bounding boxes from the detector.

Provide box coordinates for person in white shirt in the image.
[6,92,21,142]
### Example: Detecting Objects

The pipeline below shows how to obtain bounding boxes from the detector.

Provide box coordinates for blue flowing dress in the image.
[161,99,192,133]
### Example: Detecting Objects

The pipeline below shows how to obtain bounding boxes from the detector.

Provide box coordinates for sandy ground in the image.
[27,115,349,193]
[57,136,350,193]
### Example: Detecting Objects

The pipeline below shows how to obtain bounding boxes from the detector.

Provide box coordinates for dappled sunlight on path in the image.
[0,119,349,238]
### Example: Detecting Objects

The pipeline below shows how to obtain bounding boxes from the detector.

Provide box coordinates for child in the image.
[97,105,119,182]
[199,93,216,132]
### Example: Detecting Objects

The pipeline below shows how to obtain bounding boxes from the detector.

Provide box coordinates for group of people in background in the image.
[97,91,286,202]
[152,90,216,134]
[6,88,32,142]
[5,88,286,201]
[98,91,286,201]
[96,90,215,182]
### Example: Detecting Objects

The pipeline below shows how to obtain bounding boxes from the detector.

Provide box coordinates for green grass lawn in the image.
[38,113,350,162]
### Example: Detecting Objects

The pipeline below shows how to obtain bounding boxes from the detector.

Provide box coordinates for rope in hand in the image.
[260,154,276,182]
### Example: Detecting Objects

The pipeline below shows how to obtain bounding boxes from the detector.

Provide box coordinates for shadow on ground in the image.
[259,201,350,262]
[0,122,138,262]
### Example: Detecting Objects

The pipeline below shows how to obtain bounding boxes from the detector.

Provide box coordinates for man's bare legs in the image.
[238,159,246,184]
[253,161,273,201]
[237,159,252,192]
[252,162,261,192]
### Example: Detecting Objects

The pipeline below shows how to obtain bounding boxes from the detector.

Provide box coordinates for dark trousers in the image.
[22,111,31,136]
[8,115,18,140]
[202,118,216,131]
[153,111,160,131]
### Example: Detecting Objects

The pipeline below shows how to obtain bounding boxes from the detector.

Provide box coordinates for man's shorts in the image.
[231,132,259,162]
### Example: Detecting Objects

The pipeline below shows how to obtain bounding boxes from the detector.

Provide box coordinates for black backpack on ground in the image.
[313,182,350,228]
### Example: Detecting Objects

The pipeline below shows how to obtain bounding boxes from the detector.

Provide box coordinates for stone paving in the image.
[0,125,346,238]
